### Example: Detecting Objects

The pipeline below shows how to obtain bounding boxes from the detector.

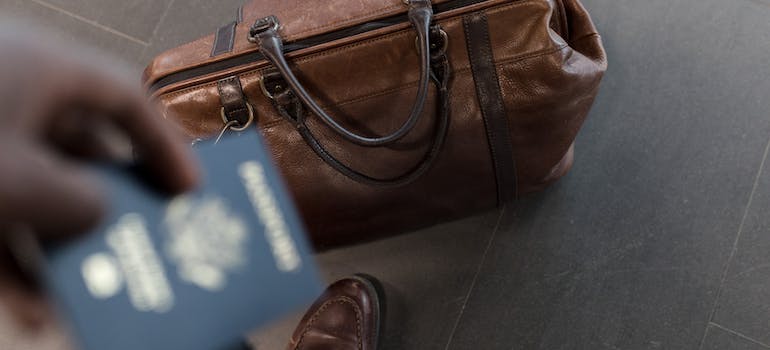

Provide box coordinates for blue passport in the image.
[41,131,322,350]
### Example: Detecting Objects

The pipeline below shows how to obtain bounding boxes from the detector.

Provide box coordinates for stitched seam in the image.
[227,23,236,52]
[162,43,568,100]
[218,77,248,118]
[335,44,568,107]
[287,0,544,39]
[261,119,284,129]
[479,14,508,203]
[487,38,516,200]
[286,3,404,40]
[222,43,570,132]
[211,26,223,57]
[162,0,565,97]
[294,297,363,350]
[285,0,541,62]
[465,14,502,203]
[211,22,237,57]
[339,81,419,107]
[217,77,238,101]
[153,0,546,89]
[216,79,227,103]
[159,0,533,93]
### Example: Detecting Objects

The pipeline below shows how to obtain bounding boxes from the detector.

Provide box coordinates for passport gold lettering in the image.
[104,213,175,313]
[81,253,123,299]
[238,161,302,272]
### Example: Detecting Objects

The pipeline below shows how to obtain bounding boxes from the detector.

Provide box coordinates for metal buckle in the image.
[415,26,449,60]
[259,72,288,100]
[219,102,255,132]
[248,16,280,43]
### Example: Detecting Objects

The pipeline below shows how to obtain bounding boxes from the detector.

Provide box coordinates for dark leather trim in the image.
[211,21,237,57]
[250,0,436,147]
[267,56,451,187]
[464,11,517,205]
[217,76,251,127]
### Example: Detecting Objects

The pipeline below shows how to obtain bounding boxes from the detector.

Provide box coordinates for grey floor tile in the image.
[712,143,770,343]
[702,324,770,350]
[35,0,172,43]
[139,0,247,67]
[0,0,146,70]
[448,0,770,349]
[248,210,503,350]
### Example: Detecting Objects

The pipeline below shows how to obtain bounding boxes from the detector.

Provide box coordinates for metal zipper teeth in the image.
[148,0,487,93]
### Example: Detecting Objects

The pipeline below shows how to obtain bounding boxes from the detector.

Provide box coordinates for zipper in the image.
[149,0,489,93]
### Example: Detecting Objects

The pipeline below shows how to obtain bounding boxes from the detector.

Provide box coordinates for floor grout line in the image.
[140,0,176,60]
[28,0,149,46]
[709,322,770,349]
[443,206,507,350]
[744,0,770,8]
[697,135,770,350]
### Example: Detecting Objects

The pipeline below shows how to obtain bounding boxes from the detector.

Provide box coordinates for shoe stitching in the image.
[294,296,363,350]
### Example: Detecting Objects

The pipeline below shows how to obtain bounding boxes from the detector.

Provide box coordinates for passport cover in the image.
[41,131,322,350]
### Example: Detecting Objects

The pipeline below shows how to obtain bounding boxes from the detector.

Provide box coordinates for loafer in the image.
[286,275,382,350]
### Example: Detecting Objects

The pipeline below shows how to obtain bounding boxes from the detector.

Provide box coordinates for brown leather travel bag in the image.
[143,0,607,249]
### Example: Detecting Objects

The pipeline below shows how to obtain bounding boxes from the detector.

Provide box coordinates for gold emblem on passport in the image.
[79,159,304,313]
[164,194,249,292]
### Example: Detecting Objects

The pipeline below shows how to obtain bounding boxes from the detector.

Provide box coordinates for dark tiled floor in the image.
[702,324,770,350]
[2,0,770,349]
[712,142,770,345]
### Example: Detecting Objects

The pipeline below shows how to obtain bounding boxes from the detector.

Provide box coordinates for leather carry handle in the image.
[249,0,436,147]
[266,57,451,187]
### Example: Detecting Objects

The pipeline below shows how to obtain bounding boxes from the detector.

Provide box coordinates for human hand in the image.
[0,29,199,329]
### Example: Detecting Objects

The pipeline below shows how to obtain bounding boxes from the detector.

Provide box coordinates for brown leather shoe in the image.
[286,275,382,350]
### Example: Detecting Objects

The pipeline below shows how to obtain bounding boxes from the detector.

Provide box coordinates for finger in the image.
[0,242,51,331]
[27,56,200,195]
[47,110,134,163]
[0,275,51,330]
[0,138,105,239]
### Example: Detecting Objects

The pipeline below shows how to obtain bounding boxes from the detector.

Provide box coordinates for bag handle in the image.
[248,0,436,147]
[264,56,450,187]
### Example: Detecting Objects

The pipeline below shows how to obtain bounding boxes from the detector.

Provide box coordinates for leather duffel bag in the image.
[143,0,606,249]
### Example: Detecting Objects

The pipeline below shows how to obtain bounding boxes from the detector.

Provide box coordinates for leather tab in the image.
[217,76,251,127]
[211,21,237,57]
[464,12,517,205]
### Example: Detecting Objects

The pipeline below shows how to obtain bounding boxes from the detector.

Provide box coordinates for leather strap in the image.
[212,21,237,57]
[264,52,451,187]
[217,76,251,127]
[248,0,437,147]
[464,12,517,204]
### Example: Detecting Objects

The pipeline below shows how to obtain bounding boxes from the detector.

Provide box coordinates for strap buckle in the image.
[248,16,280,43]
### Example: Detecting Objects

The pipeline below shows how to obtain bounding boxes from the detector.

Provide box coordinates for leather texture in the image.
[463,11,518,205]
[217,76,252,128]
[250,1,435,147]
[286,276,381,350]
[144,0,607,249]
